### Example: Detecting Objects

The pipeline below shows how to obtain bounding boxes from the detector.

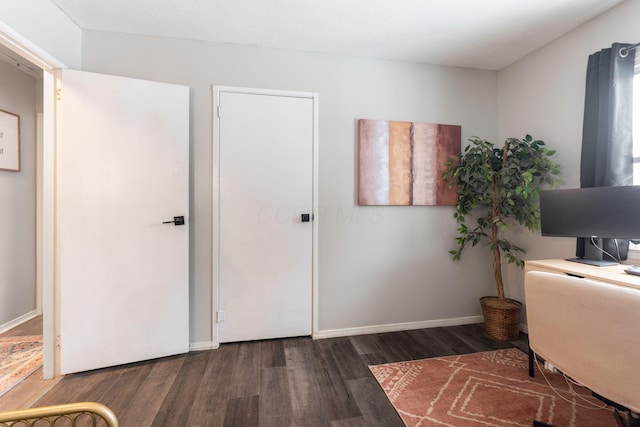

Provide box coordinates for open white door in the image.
[57,70,189,374]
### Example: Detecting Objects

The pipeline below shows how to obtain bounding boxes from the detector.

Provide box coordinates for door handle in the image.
[301,213,313,222]
[163,215,185,226]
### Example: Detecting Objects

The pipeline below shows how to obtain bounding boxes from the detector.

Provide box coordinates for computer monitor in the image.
[539,185,640,265]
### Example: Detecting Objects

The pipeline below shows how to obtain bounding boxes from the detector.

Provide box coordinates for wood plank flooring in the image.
[1,321,528,426]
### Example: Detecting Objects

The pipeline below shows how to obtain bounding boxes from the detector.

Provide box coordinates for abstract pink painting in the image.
[358,119,461,206]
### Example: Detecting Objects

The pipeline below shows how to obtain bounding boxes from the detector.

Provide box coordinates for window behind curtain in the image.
[630,53,640,256]
[634,52,640,185]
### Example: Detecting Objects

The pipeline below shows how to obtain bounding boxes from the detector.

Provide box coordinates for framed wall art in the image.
[0,109,20,172]
[358,119,460,206]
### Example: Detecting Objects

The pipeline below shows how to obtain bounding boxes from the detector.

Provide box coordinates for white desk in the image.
[525,258,640,290]
[524,259,640,415]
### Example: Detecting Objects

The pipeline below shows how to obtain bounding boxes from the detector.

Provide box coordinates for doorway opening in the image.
[0,21,66,380]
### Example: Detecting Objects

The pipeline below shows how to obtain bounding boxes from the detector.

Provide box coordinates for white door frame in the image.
[211,86,319,347]
[0,21,66,379]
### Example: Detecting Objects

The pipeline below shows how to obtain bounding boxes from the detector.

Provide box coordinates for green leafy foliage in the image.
[442,135,561,300]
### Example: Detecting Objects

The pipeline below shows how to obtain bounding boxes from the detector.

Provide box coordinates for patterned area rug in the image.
[0,335,43,397]
[370,348,616,427]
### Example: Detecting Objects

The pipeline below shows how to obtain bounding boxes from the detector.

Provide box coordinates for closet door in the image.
[215,88,316,343]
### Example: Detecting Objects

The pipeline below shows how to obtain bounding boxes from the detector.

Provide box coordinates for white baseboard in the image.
[188,316,526,350]
[313,315,484,339]
[189,341,219,351]
[0,310,39,335]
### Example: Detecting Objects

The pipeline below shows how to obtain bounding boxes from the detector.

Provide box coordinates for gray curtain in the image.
[578,42,636,261]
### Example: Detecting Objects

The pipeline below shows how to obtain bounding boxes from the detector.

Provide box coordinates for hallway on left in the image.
[0,316,59,411]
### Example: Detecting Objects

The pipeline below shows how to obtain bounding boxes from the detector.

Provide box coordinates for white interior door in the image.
[215,88,316,343]
[58,69,189,374]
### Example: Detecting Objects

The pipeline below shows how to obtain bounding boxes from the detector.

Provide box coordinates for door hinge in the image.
[217,106,225,118]
[57,88,62,101]
[217,310,226,323]
[56,334,61,349]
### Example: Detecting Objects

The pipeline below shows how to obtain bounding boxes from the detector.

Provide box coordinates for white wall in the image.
[0,0,81,68]
[498,1,640,315]
[0,60,37,326]
[0,0,631,345]
[81,32,500,343]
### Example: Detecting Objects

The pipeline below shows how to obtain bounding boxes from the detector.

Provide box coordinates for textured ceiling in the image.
[49,0,623,70]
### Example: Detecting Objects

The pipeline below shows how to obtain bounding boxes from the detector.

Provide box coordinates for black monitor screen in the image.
[539,185,640,240]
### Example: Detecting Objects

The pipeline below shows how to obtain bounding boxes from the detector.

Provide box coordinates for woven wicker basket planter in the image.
[480,296,522,341]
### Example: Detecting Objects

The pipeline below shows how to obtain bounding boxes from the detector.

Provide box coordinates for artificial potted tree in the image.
[443,135,561,340]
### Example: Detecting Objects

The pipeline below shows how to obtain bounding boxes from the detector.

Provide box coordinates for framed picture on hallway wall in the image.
[0,109,20,172]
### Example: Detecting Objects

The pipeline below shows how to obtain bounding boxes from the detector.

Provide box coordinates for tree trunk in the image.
[492,222,505,301]
[491,140,510,302]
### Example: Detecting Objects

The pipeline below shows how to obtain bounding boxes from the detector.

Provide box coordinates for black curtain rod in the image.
[619,42,640,57]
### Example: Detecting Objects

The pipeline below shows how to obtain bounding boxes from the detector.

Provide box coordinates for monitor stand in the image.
[565,257,619,267]
[570,237,620,267]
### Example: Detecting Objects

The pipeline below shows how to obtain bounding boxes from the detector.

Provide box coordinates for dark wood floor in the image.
[6,323,528,427]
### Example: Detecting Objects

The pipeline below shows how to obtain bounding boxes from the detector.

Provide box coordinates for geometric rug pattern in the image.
[0,335,43,397]
[370,348,616,427]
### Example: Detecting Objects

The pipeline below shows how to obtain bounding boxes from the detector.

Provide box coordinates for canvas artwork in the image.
[358,119,460,206]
